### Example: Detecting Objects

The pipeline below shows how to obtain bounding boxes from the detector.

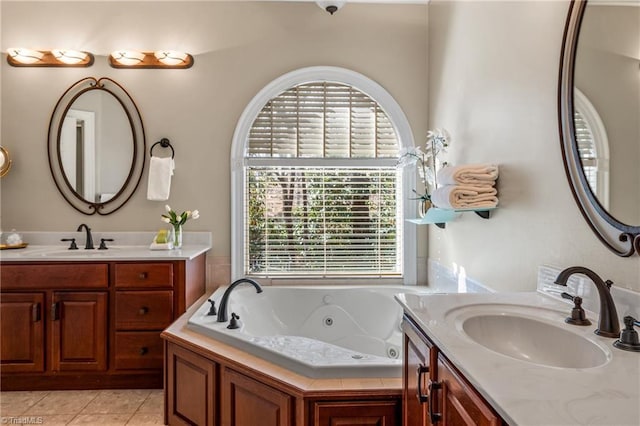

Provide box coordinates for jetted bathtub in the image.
[187,285,434,378]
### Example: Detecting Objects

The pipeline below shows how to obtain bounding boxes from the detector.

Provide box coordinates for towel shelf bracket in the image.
[150,138,175,159]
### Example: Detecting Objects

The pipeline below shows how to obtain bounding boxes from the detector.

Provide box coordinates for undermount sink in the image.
[461,313,609,369]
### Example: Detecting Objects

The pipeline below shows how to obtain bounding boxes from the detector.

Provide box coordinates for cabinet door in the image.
[0,293,45,373]
[51,292,108,371]
[436,355,500,426]
[166,342,217,426]
[403,318,436,426]
[221,367,293,426]
[313,400,400,426]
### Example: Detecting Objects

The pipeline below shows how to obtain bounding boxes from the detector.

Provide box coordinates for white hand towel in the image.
[146,156,175,201]
[431,185,498,209]
[438,164,499,186]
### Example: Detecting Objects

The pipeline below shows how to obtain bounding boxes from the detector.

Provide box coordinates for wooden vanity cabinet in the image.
[0,293,45,373]
[0,255,205,391]
[402,315,504,426]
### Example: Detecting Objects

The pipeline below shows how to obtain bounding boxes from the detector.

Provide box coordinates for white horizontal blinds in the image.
[246,167,400,276]
[247,82,399,158]
[574,109,598,194]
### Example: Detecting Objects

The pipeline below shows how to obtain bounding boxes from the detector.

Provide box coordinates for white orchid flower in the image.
[191,210,200,220]
[161,216,170,224]
[165,204,172,213]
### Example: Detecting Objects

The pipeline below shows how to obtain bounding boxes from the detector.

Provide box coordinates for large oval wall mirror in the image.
[48,77,145,215]
[559,0,640,256]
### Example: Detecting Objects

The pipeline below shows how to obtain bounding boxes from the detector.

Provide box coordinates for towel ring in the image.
[150,138,174,159]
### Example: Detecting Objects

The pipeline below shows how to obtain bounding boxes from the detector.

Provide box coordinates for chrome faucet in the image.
[77,223,94,250]
[216,278,263,323]
[554,266,620,338]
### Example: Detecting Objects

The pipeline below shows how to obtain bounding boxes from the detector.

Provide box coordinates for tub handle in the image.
[416,365,429,403]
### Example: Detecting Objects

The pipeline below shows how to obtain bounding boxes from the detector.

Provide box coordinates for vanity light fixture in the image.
[6,47,93,67]
[109,50,146,66]
[316,1,345,15]
[109,50,193,69]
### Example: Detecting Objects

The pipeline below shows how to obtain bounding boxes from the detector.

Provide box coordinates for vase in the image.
[171,224,183,249]
[418,198,432,218]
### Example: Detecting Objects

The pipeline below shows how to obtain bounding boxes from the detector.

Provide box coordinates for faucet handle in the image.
[61,238,78,250]
[561,292,592,326]
[206,299,217,316]
[98,238,114,250]
[227,313,242,330]
[613,316,640,352]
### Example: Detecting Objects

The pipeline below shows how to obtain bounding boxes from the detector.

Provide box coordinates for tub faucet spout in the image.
[216,278,263,323]
[77,223,94,250]
[554,266,620,338]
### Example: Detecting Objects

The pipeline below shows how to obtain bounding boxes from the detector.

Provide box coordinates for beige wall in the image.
[427,0,640,293]
[0,1,429,286]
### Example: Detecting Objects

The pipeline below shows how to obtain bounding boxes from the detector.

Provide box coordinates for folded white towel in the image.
[431,185,498,209]
[438,164,499,186]
[146,156,175,201]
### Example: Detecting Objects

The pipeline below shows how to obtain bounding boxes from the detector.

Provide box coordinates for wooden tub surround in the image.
[161,295,403,426]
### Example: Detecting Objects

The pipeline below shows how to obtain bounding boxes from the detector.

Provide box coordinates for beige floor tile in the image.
[68,413,132,425]
[126,412,165,425]
[27,390,99,415]
[136,391,164,414]
[0,391,50,416]
[81,390,150,415]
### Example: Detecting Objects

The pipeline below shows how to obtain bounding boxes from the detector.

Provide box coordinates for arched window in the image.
[231,67,416,284]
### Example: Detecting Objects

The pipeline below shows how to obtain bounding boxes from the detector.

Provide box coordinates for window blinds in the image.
[245,81,402,278]
[248,82,398,158]
[574,109,598,194]
[246,167,400,276]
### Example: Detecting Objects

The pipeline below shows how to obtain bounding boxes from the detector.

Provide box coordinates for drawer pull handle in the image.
[51,302,60,321]
[32,303,42,322]
[139,307,149,315]
[139,347,148,356]
[428,379,442,424]
[139,272,148,280]
[416,365,429,403]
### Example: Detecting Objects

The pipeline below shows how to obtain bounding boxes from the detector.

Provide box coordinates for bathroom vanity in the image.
[0,241,209,391]
[398,292,640,426]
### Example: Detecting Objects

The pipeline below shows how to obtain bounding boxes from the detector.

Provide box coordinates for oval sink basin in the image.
[462,314,608,369]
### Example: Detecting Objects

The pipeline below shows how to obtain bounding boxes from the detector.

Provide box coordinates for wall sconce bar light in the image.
[7,48,94,67]
[109,50,193,69]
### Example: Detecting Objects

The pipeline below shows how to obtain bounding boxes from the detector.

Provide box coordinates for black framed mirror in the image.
[559,0,640,257]
[48,77,146,215]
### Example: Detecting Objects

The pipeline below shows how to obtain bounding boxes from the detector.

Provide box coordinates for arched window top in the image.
[247,81,399,159]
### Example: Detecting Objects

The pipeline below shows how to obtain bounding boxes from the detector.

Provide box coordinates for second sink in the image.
[461,313,609,369]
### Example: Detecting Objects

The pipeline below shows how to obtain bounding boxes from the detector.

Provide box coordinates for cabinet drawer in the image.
[115,291,174,330]
[114,332,163,370]
[114,263,173,288]
[1,264,108,290]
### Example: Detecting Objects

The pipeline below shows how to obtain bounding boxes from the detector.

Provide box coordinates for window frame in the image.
[231,66,417,284]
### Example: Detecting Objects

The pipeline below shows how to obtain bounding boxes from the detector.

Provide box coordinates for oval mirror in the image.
[559,0,640,257]
[48,77,145,215]
[0,146,12,177]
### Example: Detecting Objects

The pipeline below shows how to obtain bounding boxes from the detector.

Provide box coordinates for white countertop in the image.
[396,291,640,426]
[0,231,211,262]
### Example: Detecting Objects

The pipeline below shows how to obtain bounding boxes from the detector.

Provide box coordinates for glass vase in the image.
[171,224,182,249]
[419,198,432,218]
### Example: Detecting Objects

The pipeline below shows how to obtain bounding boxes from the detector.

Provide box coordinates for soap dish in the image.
[0,242,28,250]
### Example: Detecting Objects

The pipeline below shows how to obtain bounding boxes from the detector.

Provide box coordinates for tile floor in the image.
[0,389,164,425]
